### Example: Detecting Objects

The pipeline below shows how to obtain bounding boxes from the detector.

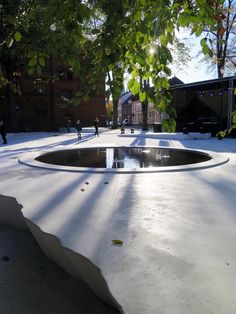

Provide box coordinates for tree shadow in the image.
[0,225,119,314]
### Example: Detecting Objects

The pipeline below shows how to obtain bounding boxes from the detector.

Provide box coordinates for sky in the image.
[123,29,218,91]
[170,29,217,84]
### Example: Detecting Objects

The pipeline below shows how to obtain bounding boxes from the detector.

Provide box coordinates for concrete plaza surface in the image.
[1,128,236,313]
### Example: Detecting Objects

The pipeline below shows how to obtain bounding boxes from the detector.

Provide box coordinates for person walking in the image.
[75,119,82,140]
[94,117,99,137]
[0,120,7,144]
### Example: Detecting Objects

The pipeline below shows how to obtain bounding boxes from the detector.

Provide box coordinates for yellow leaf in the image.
[112,239,123,245]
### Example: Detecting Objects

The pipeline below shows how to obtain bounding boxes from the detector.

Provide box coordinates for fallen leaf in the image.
[112,239,123,245]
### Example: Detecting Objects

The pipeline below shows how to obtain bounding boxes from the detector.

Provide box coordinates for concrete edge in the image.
[18,145,229,173]
[0,194,123,313]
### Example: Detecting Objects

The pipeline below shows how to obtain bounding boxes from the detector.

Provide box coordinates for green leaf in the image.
[158,99,166,112]
[36,65,42,75]
[231,111,236,123]
[14,31,22,42]
[28,67,35,75]
[131,80,140,95]
[161,119,169,132]
[200,38,207,47]
[164,66,171,76]
[29,57,37,67]
[127,78,135,90]
[161,118,176,133]
[39,57,46,67]
[160,35,168,46]
[135,55,145,66]
[139,91,146,102]
[105,47,112,55]
[195,26,203,37]
[229,125,236,134]
[131,69,138,78]
[178,13,192,27]
[202,45,210,55]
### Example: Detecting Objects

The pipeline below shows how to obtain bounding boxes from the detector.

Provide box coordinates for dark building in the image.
[0,57,106,132]
[171,77,236,135]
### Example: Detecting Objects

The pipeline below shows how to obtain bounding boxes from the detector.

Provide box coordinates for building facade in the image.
[119,77,236,135]
[0,57,106,132]
[171,77,236,135]
[131,100,161,126]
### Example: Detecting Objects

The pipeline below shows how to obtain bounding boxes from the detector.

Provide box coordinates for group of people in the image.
[0,117,100,144]
[75,117,100,140]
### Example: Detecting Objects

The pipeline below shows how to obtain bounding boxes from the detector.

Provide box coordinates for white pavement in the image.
[1,128,236,313]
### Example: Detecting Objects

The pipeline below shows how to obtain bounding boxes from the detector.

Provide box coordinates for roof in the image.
[120,76,236,102]
[169,76,184,86]
[120,91,132,105]
[170,76,236,90]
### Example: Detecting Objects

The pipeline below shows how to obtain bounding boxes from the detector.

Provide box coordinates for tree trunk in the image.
[142,80,149,131]
[112,96,118,128]
[142,100,148,131]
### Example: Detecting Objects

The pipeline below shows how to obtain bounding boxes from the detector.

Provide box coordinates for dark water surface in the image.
[35,147,212,169]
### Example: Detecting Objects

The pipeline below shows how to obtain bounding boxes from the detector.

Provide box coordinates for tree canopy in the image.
[0,0,222,130]
[197,0,236,77]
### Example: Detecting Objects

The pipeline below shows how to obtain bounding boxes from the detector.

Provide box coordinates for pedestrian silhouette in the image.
[94,117,99,137]
[0,120,7,144]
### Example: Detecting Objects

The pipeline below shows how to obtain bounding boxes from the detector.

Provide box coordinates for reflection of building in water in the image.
[104,147,172,168]
[106,148,115,168]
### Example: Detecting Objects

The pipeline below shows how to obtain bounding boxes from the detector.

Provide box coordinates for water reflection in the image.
[35,147,211,169]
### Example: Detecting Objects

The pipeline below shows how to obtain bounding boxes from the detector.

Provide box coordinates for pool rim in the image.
[18,145,229,173]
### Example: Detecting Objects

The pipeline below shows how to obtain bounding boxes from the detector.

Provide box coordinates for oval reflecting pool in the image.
[35,147,212,169]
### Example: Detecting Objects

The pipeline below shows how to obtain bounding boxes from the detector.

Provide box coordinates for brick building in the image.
[0,57,106,132]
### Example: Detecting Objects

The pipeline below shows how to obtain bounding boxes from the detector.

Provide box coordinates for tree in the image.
[89,0,127,128]
[0,0,91,130]
[173,0,236,78]
[199,0,236,77]
[1,0,222,132]
[86,0,179,130]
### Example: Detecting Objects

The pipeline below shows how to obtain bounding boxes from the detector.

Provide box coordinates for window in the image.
[33,79,47,94]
